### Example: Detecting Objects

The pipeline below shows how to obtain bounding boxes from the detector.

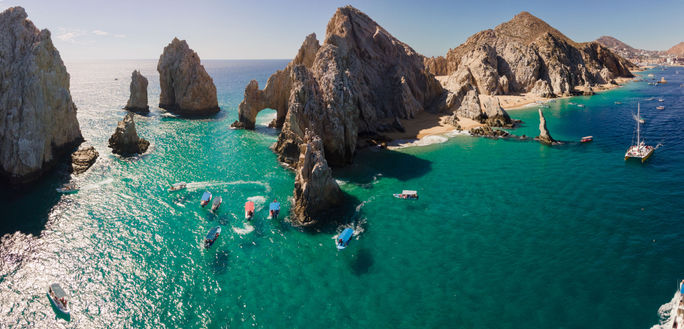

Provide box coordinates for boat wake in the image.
[185,180,271,192]
[80,178,114,191]
[232,223,254,235]
[247,196,266,210]
[650,291,678,329]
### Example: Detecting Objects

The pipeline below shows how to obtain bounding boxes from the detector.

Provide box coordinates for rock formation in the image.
[0,7,83,184]
[237,6,445,166]
[124,70,149,114]
[157,38,219,116]
[424,56,448,76]
[439,12,633,97]
[595,36,661,60]
[292,130,343,226]
[536,109,556,145]
[108,113,149,155]
[70,143,98,174]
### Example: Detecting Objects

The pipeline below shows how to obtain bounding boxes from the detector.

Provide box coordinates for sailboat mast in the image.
[637,102,641,144]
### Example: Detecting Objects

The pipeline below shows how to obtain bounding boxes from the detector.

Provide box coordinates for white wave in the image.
[247,196,266,210]
[335,179,348,186]
[232,223,255,235]
[185,180,271,192]
[651,288,680,329]
[388,135,449,149]
[81,178,114,191]
[445,130,471,138]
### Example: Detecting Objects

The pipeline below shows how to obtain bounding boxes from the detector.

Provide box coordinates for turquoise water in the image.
[1,61,683,328]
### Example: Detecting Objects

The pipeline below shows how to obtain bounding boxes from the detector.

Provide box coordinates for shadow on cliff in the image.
[0,163,73,236]
[332,147,432,186]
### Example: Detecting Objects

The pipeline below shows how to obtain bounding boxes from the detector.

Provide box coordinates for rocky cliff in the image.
[292,130,343,226]
[236,6,445,166]
[0,7,83,184]
[124,70,149,114]
[437,12,634,97]
[108,113,149,156]
[157,38,219,117]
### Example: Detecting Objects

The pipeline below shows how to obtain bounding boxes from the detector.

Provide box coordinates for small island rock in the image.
[70,143,99,174]
[536,109,556,145]
[124,70,149,114]
[108,113,149,155]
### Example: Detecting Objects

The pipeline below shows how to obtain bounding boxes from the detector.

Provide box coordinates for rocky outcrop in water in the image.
[108,113,149,155]
[70,143,98,174]
[237,6,444,166]
[124,70,149,114]
[536,109,556,145]
[0,7,83,184]
[292,130,343,226]
[439,12,633,97]
[157,38,219,117]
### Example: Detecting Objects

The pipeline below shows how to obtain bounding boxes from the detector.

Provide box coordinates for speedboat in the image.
[47,283,70,316]
[56,183,78,194]
[577,104,585,108]
[204,226,221,249]
[244,201,255,221]
[336,228,354,250]
[200,191,212,207]
[659,98,664,102]
[393,190,418,200]
[580,136,593,143]
[657,106,665,110]
[211,196,222,211]
[168,182,187,192]
[268,200,280,219]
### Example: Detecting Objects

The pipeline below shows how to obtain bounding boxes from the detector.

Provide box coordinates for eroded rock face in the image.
[0,7,83,184]
[292,130,343,226]
[238,6,445,166]
[70,143,98,174]
[424,56,448,76]
[108,113,149,155]
[124,70,149,114]
[536,109,556,145]
[157,38,218,116]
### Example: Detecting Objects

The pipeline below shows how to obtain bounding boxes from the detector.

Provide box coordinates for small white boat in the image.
[658,98,664,102]
[268,200,280,219]
[56,183,78,194]
[577,104,585,108]
[393,190,418,200]
[625,103,654,163]
[47,283,70,316]
[211,196,222,211]
[168,182,187,192]
[244,201,255,220]
[204,226,221,249]
[200,191,212,207]
[336,228,354,250]
[614,101,622,105]
[657,106,665,110]
[580,136,593,143]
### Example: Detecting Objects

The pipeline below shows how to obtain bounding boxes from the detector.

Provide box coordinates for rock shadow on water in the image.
[349,248,374,276]
[333,148,432,186]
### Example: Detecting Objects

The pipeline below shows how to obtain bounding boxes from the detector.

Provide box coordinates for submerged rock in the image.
[124,70,149,114]
[292,130,343,226]
[536,109,556,145]
[70,143,98,174]
[157,38,219,117]
[0,7,83,184]
[108,113,149,156]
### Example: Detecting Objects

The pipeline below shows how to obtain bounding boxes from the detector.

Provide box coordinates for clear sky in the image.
[2,0,683,60]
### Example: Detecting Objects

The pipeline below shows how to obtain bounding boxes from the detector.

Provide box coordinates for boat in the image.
[268,200,280,219]
[577,104,585,108]
[568,102,576,105]
[200,191,212,207]
[393,190,418,199]
[659,98,664,102]
[168,182,187,192]
[580,136,593,143]
[47,283,70,316]
[648,73,655,78]
[634,113,645,124]
[56,183,78,194]
[666,280,684,328]
[244,201,255,220]
[625,103,654,163]
[657,106,665,110]
[204,226,221,249]
[658,77,667,84]
[614,101,622,105]
[336,228,354,250]
[211,196,222,211]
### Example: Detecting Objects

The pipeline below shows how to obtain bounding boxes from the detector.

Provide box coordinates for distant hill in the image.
[666,42,684,57]
[595,36,662,59]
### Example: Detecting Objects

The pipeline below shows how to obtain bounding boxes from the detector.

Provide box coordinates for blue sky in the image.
[2,0,683,60]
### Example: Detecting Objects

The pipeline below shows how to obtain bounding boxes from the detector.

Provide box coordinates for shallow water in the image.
[1,62,683,328]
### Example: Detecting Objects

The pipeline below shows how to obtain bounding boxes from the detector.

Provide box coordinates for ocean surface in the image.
[1,60,683,329]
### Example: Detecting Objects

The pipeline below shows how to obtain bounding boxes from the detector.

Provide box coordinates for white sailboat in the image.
[625,103,654,163]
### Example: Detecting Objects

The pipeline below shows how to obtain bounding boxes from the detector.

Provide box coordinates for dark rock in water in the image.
[469,126,510,138]
[230,120,246,129]
[70,143,98,174]
[124,70,149,114]
[108,113,149,156]
[157,38,219,117]
[536,109,557,145]
[292,130,343,226]
[0,7,83,184]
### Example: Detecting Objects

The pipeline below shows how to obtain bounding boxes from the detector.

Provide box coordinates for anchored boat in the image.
[657,106,665,110]
[245,201,255,220]
[336,228,354,250]
[211,196,222,211]
[56,183,78,194]
[168,182,187,192]
[393,190,418,199]
[580,136,593,143]
[47,283,70,316]
[269,200,280,219]
[625,103,654,163]
[204,226,221,249]
[200,191,212,207]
